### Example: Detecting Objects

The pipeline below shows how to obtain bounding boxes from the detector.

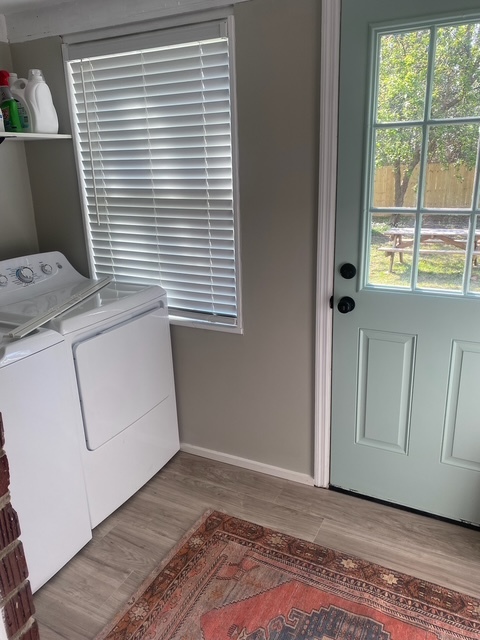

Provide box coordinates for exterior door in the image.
[331,0,480,525]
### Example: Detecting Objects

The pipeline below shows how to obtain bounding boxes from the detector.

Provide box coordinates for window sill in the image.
[169,315,243,334]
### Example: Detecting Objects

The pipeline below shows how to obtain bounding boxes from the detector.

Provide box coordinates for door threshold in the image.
[329,486,480,531]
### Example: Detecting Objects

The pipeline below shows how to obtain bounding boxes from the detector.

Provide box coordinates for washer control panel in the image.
[0,252,83,305]
[2,260,59,289]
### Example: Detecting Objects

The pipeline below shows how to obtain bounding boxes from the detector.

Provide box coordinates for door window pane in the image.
[431,23,480,119]
[415,215,469,291]
[468,216,480,293]
[368,214,415,287]
[376,30,429,123]
[373,127,422,208]
[424,125,479,209]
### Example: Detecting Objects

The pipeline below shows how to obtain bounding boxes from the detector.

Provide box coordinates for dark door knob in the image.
[337,296,355,314]
[339,263,357,279]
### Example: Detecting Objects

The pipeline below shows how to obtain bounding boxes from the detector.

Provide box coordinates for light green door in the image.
[331,0,480,524]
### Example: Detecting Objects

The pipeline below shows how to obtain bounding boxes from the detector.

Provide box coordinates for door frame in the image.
[314,0,341,487]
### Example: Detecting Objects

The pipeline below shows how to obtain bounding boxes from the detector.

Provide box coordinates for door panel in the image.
[443,341,480,471]
[356,329,415,455]
[331,0,480,524]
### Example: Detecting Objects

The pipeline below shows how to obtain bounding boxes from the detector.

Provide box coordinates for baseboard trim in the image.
[180,443,315,486]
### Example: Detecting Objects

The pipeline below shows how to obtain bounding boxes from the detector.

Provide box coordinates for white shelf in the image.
[0,132,71,141]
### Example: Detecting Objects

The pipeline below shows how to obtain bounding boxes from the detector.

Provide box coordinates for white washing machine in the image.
[0,322,91,593]
[0,251,180,529]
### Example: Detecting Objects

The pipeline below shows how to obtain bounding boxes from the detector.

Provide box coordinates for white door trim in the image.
[314,0,341,487]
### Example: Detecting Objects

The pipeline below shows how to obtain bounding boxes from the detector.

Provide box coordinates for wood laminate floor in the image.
[34,452,480,639]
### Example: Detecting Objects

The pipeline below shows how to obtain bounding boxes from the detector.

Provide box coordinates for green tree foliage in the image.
[375,23,480,209]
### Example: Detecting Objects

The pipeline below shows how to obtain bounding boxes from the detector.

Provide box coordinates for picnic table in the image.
[379,227,480,272]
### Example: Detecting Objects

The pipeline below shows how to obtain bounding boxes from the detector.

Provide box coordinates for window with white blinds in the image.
[65,20,240,326]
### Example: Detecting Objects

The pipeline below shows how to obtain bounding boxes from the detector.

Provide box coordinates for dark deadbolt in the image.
[339,263,357,279]
[337,296,355,314]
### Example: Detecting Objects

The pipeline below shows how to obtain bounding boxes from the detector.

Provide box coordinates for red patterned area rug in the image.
[96,510,480,640]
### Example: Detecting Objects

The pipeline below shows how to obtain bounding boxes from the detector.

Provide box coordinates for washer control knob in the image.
[16,267,35,284]
[41,263,53,275]
[0,275,7,287]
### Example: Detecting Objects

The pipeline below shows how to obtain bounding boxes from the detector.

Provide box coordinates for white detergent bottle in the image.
[9,73,32,132]
[25,68,58,134]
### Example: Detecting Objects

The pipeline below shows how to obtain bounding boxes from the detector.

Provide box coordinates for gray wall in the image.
[0,43,38,261]
[171,0,320,475]
[10,0,321,476]
[10,38,89,275]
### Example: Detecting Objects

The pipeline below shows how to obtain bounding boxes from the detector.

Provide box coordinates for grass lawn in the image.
[368,232,471,291]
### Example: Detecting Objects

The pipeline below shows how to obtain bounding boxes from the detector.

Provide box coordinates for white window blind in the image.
[65,20,239,325]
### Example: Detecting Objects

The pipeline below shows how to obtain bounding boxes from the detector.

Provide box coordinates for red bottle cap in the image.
[0,70,10,86]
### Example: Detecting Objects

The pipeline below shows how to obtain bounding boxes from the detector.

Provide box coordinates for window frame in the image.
[360,13,480,297]
[63,13,243,333]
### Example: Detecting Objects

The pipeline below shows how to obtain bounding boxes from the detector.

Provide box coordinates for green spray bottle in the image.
[0,70,23,132]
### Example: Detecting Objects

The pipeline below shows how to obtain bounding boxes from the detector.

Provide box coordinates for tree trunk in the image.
[391,150,421,226]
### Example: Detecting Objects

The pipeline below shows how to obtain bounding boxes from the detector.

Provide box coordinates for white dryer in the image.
[0,252,180,528]
[0,321,91,592]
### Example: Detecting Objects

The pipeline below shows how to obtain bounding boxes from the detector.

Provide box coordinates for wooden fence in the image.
[374,164,475,209]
